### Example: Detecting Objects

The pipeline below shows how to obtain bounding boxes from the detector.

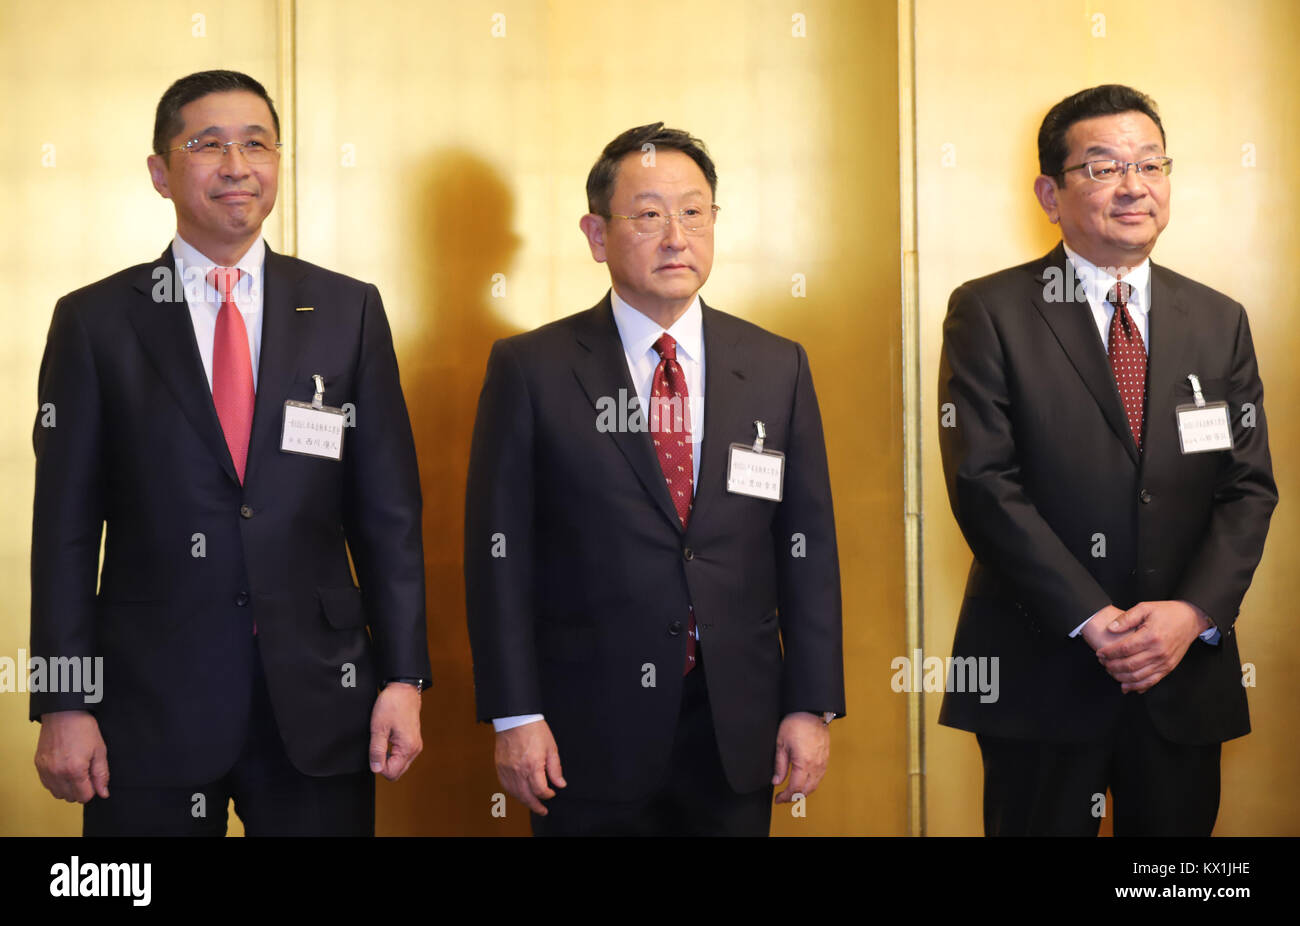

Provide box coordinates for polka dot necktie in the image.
[650,334,696,674]
[1107,280,1146,452]
[207,267,255,483]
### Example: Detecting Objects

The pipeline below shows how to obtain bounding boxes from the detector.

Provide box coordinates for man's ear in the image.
[578,213,608,263]
[1033,174,1060,224]
[147,154,172,200]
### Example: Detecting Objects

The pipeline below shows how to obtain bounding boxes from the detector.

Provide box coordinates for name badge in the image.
[726,420,784,501]
[1176,373,1233,454]
[281,374,345,461]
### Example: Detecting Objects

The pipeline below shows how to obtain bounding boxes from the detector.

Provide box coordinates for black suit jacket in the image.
[464,294,845,800]
[30,244,430,786]
[937,243,1276,745]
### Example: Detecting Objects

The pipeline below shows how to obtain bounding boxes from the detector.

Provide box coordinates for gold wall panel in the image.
[295,0,904,836]
[0,0,281,836]
[1,0,904,836]
[915,0,1300,835]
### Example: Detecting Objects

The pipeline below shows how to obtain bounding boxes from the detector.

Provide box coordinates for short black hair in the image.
[153,70,280,157]
[585,122,717,216]
[1038,84,1165,181]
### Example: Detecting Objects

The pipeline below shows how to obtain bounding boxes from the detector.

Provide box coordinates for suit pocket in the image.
[1170,376,1228,403]
[318,586,365,630]
[291,370,349,404]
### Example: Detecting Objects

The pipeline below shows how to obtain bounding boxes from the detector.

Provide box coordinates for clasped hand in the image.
[1082,600,1212,694]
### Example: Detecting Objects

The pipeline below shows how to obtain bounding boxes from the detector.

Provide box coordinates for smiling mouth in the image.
[215,191,256,200]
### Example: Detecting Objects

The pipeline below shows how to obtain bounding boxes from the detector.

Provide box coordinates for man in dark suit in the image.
[30,70,430,835]
[937,85,1276,836]
[464,123,845,835]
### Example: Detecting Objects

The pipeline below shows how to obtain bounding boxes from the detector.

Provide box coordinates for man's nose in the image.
[661,214,688,247]
[219,144,252,176]
[1116,162,1146,196]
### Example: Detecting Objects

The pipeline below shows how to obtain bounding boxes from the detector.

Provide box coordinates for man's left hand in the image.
[1096,600,1212,694]
[369,682,423,781]
[772,711,830,804]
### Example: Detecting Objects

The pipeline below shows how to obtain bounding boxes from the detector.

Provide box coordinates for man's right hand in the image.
[1079,604,1131,653]
[34,710,109,803]
[494,720,565,815]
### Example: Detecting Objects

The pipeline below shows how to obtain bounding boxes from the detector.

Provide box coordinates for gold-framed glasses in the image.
[609,204,720,236]
[1061,156,1173,183]
[166,138,284,164]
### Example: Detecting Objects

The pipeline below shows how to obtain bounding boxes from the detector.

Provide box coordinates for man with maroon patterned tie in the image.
[464,123,846,835]
[937,85,1276,835]
[30,70,430,835]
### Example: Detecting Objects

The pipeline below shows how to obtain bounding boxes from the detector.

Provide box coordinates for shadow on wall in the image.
[380,148,526,835]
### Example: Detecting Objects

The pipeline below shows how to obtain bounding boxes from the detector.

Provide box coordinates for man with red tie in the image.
[937,85,1276,835]
[464,123,846,835]
[30,70,430,835]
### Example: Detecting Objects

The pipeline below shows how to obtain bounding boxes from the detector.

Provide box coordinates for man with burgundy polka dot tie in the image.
[466,123,845,835]
[31,71,430,835]
[937,85,1276,835]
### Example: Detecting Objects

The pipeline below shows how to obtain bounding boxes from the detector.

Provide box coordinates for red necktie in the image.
[651,334,697,674]
[1107,280,1146,451]
[207,268,255,483]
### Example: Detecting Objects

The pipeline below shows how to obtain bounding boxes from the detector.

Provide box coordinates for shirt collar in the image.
[1062,240,1151,314]
[610,287,704,364]
[171,233,266,301]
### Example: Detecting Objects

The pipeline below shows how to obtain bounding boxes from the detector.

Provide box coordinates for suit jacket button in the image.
[683,547,695,561]
[235,591,250,606]
[668,620,683,636]
[240,504,254,518]
[1139,490,1152,504]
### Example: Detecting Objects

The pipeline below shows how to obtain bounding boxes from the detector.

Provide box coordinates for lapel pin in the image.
[296,306,314,312]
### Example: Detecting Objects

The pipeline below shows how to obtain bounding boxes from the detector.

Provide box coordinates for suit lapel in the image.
[1141,263,1190,474]
[686,303,745,528]
[127,247,241,485]
[244,247,310,487]
[1030,243,1140,466]
[571,295,683,532]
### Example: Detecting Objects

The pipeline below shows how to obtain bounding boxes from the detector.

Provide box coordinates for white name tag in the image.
[281,401,345,460]
[1176,402,1233,454]
[727,443,784,501]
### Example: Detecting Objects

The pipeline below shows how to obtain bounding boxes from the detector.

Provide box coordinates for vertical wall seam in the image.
[897,0,926,839]
[278,0,297,256]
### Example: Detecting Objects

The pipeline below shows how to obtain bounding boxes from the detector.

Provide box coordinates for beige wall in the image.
[1,0,903,835]
[916,0,1300,835]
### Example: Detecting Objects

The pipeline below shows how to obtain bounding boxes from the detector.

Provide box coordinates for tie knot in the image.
[206,267,244,303]
[653,333,678,363]
[1108,280,1132,311]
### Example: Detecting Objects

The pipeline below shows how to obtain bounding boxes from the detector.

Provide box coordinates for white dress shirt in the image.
[1062,241,1151,353]
[493,289,708,732]
[172,233,266,391]
[1060,243,1218,645]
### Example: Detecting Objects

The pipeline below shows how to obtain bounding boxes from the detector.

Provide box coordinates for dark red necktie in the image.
[651,334,696,674]
[207,268,255,483]
[1107,280,1146,451]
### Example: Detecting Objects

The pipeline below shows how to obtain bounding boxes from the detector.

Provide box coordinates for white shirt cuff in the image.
[493,713,545,732]
[1069,607,1107,638]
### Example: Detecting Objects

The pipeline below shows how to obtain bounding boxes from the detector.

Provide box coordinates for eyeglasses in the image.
[166,138,284,164]
[608,204,720,236]
[1061,156,1173,183]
